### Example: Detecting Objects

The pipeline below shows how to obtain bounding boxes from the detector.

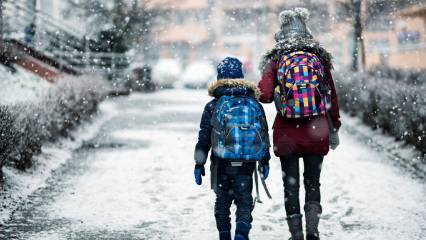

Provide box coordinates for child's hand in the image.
[194,165,205,185]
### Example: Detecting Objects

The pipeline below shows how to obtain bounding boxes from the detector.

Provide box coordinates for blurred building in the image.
[146,0,426,72]
[324,0,426,70]
[147,0,329,77]
[387,3,426,69]
[146,0,213,66]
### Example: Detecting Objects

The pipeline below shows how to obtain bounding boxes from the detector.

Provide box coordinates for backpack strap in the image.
[254,162,262,204]
[260,171,272,200]
[253,162,273,207]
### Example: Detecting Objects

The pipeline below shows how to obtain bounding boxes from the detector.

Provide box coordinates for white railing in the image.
[2,0,132,76]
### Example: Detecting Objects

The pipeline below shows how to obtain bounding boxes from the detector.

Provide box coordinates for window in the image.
[398,31,421,50]
[194,10,209,22]
[368,39,390,53]
[175,12,185,25]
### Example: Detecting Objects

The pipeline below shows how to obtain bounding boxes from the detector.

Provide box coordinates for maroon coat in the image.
[258,60,341,157]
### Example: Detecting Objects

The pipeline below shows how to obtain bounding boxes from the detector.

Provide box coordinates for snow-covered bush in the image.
[0,106,16,177]
[367,67,426,86]
[0,65,52,104]
[335,70,426,154]
[0,75,107,175]
[181,61,216,89]
[152,59,182,88]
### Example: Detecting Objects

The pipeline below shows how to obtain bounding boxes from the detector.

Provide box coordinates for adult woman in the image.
[258,8,341,240]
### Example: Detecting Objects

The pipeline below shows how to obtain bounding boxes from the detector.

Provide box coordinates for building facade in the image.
[325,0,426,70]
[147,0,426,72]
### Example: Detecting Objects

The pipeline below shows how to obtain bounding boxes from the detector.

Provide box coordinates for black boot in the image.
[219,231,231,240]
[234,221,251,240]
[286,214,304,240]
[304,201,322,240]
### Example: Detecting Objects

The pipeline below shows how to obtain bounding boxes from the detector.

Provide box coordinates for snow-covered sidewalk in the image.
[1,89,425,240]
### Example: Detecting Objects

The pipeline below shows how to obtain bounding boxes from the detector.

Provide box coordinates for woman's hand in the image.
[330,130,340,150]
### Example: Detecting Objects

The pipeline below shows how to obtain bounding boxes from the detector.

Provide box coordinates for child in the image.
[194,57,271,240]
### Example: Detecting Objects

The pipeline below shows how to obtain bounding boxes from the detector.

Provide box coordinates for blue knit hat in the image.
[217,57,244,80]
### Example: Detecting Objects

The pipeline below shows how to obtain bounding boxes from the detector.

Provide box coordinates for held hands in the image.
[330,129,340,150]
[258,163,270,180]
[194,165,205,185]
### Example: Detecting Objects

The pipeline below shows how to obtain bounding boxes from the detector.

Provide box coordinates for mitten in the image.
[330,130,340,150]
[194,165,205,185]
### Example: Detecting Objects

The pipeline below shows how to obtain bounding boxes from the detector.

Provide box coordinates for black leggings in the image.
[280,155,323,216]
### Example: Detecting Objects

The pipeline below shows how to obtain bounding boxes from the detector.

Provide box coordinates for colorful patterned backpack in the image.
[211,96,270,162]
[274,51,328,118]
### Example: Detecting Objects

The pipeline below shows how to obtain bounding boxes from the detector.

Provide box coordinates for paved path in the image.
[1,90,425,240]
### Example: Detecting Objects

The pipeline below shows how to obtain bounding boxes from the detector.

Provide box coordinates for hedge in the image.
[335,70,426,154]
[366,67,426,86]
[0,75,107,179]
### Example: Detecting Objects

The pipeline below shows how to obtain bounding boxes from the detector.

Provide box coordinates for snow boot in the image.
[286,214,304,240]
[304,201,322,240]
[234,221,251,240]
[219,231,231,240]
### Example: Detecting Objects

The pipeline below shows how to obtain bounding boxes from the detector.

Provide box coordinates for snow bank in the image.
[0,69,110,224]
[0,101,118,226]
[0,65,52,104]
[335,70,426,155]
[181,61,216,89]
[0,74,108,175]
[152,59,182,87]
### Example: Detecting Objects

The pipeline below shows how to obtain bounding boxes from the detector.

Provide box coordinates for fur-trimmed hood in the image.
[259,37,333,73]
[208,79,261,100]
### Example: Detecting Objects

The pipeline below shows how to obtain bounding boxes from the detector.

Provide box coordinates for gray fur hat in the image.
[275,8,313,42]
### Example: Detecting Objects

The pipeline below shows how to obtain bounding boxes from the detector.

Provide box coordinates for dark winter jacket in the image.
[194,79,271,190]
[258,37,341,157]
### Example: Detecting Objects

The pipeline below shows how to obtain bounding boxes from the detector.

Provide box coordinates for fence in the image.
[1,0,131,77]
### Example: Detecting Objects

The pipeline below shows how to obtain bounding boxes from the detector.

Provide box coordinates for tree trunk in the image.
[30,0,37,25]
[0,0,3,39]
[352,0,362,71]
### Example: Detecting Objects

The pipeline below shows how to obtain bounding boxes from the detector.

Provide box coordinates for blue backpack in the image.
[211,95,270,162]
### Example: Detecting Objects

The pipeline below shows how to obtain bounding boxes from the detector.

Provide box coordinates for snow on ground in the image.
[0,102,119,225]
[0,89,425,240]
[342,114,426,176]
[0,65,52,104]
